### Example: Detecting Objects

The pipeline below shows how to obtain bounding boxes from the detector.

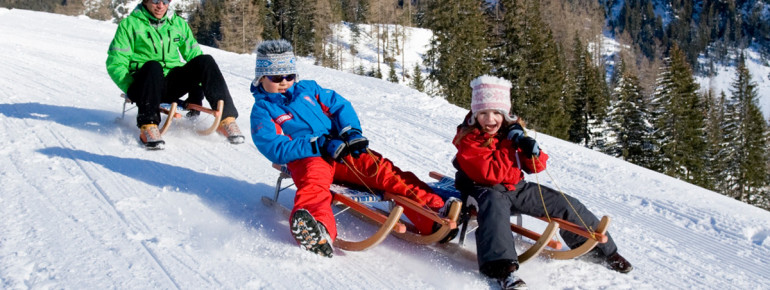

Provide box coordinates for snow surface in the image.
[1,8,770,289]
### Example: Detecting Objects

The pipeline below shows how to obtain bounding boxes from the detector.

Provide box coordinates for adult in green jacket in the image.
[106,0,243,149]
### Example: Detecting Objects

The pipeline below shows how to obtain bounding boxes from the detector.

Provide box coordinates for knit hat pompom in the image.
[468,75,514,125]
[253,39,298,86]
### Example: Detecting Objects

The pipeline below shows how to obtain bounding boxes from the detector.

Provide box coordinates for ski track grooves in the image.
[571,184,770,288]
[45,116,183,289]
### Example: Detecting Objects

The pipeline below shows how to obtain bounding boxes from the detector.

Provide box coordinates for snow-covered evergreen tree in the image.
[422,0,489,108]
[650,45,708,186]
[723,52,769,206]
[567,35,610,149]
[605,57,655,167]
[702,90,729,192]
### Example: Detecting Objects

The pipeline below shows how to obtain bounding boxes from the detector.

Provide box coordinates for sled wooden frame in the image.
[261,164,407,251]
[117,94,224,135]
[381,192,461,245]
[263,164,463,250]
[428,171,611,262]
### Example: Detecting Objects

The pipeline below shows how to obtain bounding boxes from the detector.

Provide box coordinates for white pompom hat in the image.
[468,75,514,125]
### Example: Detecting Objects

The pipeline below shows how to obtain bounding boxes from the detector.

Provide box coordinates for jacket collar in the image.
[251,83,297,104]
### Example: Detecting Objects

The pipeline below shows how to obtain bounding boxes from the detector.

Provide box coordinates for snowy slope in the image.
[1,8,770,289]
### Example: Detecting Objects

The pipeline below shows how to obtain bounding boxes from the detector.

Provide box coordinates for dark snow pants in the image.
[127,54,238,128]
[455,171,618,272]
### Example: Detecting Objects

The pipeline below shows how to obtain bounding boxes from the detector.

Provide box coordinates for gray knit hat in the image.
[252,39,298,86]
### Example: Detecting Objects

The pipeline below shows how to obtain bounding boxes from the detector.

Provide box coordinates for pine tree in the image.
[410,63,425,92]
[605,57,655,167]
[503,0,570,138]
[387,60,399,83]
[702,89,728,191]
[422,0,489,108]
[723,52,769,205]
[291,0,316,56]
[219,0,264,54]
[189,1,223,48]
[650,45,708,185]
[567,35,610,148]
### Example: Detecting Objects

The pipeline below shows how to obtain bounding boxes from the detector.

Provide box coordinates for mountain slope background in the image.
[2,0,768,119]
[2,9,770,289]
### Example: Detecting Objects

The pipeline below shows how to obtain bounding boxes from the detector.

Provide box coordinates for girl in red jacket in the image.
[452,75,633,289]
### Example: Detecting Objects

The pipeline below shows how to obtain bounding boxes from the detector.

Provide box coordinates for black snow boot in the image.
[290,209,334,258]
[585,249,634,273]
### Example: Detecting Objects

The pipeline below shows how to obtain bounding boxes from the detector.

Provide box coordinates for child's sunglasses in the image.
[150,0,171,4]
[265,74,296,83]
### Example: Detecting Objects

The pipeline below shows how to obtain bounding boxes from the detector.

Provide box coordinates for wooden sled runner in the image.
[262,164,461,252]
[117,93,223,135]
[428,171,611,263]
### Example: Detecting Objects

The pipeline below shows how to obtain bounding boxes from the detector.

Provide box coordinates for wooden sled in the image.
[428,171,611,263]
[117,94,223,135]
[262,164,461,251]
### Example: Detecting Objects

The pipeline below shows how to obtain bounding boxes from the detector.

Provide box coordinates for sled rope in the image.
[532,167,552,222]
[532,156,597,240]
[342,149,429,207]
[345,149,381,179]
[523,129,596,240]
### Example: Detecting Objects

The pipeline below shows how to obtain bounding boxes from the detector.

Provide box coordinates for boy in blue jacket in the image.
[250,40,446,257]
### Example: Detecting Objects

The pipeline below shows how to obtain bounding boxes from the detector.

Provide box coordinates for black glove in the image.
[518,136,540,157]
[342,129,369,158]
[314,135,349,162]
[506,123,540,157]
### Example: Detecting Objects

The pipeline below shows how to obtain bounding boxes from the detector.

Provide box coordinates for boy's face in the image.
[260,75,295,93]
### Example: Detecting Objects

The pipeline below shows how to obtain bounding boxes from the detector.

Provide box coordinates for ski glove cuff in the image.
[342,129,369,158]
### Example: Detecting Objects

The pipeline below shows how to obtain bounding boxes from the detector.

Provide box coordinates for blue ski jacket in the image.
[250,80,362,164]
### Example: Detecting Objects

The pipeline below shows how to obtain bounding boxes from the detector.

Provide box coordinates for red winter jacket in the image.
[453,126,548,191]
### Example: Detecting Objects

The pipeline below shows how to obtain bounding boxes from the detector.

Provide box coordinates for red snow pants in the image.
[286,150,445,240]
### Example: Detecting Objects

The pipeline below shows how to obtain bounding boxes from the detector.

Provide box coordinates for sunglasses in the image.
[265,74,296,83]
[150,0,170,4]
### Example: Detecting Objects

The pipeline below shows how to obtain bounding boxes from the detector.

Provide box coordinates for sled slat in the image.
[333,192,407,234]
[383,192,455,227]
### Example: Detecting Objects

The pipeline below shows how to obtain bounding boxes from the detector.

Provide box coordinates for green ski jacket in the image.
[106,4,202,93]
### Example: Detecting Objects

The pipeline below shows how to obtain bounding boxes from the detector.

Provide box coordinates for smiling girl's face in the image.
[475,109,504,134]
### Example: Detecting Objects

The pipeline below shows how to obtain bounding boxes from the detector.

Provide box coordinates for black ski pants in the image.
[127,54,238,128]
[456,171,618,271]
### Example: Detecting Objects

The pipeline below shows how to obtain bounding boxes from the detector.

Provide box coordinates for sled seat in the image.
[428,171,611,262]
[116,93,224,135]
